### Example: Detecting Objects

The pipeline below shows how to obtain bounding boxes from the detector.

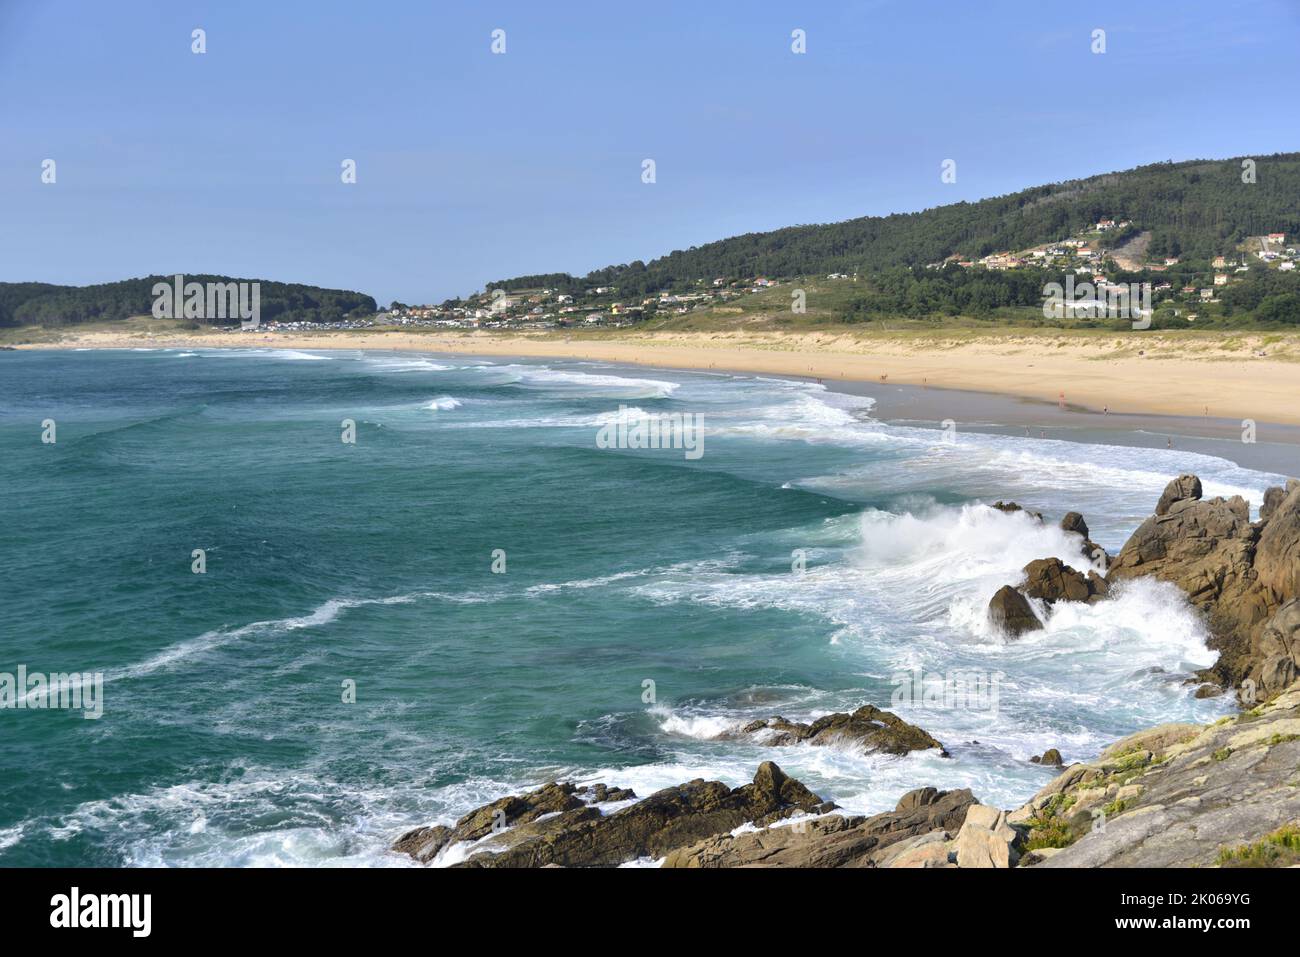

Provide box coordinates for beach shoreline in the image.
[13,327,1300,474]
[16,326,1299,418]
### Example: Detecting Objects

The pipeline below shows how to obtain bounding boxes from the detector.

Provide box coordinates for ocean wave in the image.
[364,357,456,373]
[105,590,496,685]
[650,706,739,741]
[189,348,331,362]
[507,366,681,399]
[525,557,742,596]
[15,766,424,867]
[628,501,1231,776]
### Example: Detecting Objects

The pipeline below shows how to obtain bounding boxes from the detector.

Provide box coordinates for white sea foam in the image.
[107,590,492,684]
[650,706,738,741]
[190,348,330,361]
[365,357,455,373]
[506,365,680,399]
[18,767,424,867]
[627,500,1231,794]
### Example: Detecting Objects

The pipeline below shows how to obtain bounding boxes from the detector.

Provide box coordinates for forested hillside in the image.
[492,154,1300,296]
[0,277,376,328]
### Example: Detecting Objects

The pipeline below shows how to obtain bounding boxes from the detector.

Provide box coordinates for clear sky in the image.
[1,0,1297,305]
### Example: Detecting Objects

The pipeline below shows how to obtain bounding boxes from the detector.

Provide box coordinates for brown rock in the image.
[391,779,637,865]
[1060,511,1090,538]
[1030,748,1064,767]
[1021,557,1093,604]
[737,705,945,756]
[1255,483,1300,601]
[1155,474,1202,516]
[1104,472,1300,698]
[1260,486,1287,523]
[391,824,454,863]
[1247,600,1300,703]
[437,762,830,868]
[993,501,1043,522]
[662,786,976,868]
[1060,511,1111,565]
[989,584,1042,637]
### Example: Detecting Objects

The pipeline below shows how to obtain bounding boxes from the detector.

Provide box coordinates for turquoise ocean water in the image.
[0,347,1279,866]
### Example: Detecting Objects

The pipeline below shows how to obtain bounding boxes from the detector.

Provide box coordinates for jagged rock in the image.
[661,786,975,868]
[1109,473,1300,693]
[1060,511,1089,538]
[1249,600,1300,702]
[1031,748,1063,767]
[989,584,1042,637]
[1256,483,1300,600]
[1261,486,1286,523]
[1060,511,1110,565]
[1155,473,1202,516]
[1086,571,1110,599]
[734,704,945,756]
[1021,681,1300,867]
[391,779,635,863]
[988,555,1109,638]
[1021,557,1094,604]
[395,762,832,868]
[992,501,1043,522]
[583,783,636,803]
[391,824,454,863]
[953,804,1020,868]
[880,831,957,868]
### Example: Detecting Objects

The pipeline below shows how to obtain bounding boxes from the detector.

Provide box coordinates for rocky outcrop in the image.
[662,785,977,868]
[729,704,946,756]
[1012,681,1300,867]
[987,556,1107,638]
[1059,510,1089,536]
[1030,748,1063,767]
[1260,485,1287,523]
[1021,557,1108,604]
[1253,600,1300,699]
[1109,474,1300,700]
[391,780,635,863]
[954,804,1020,868]
[1060,511,1109,565]
[394,762,834,867]
[988,584,1042,637]
[1155,473,1202,515]
[992,501,1043,523]
[1256,480,1300,599]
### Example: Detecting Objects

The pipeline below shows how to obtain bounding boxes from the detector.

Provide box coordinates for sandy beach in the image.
[19,326,1300,427]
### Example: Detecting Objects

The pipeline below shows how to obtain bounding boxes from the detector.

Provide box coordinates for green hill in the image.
[492,153,1300,296]
[0,276,376,328]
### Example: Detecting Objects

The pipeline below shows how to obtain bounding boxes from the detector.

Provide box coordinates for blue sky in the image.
[1,0,1297,304]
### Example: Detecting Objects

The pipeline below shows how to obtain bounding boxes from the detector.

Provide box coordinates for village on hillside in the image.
[249,222,1296,334]
[367,276,790,332]
[943,221,1297,322]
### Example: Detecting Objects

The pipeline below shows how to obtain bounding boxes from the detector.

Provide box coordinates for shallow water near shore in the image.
[0,348,1282,866]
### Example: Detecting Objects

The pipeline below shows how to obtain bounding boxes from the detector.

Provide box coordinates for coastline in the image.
[16,328,1300,474]
[10,339,1300,871]
[16,326,1300,423]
